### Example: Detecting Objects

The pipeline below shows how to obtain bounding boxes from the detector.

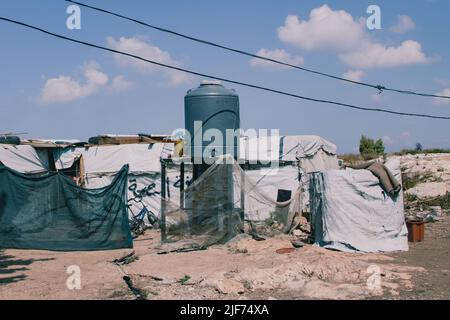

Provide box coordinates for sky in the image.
[0,0,449,153]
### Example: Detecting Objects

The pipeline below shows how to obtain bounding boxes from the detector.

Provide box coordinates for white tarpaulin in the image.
[244,166,300,221]
[280,135,337,160]
[55,144,165,173]
[83,169,186,221]
[239,135,338,173]
[53,143,179,220]
[0,145,49,173]
[309,159,408,253]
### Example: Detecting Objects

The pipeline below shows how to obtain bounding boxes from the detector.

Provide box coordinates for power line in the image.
[66,0,450,100]
[1,16,450,120]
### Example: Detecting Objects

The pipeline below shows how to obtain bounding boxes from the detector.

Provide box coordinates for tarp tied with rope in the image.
[0,164,132,251]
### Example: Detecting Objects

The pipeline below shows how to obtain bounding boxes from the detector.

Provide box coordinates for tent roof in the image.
[239,135,337,162]
[55,143,169,174]
[88,134,178,145]
[0,144,49,173]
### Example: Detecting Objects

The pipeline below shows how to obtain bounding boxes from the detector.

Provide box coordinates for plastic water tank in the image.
[184,81,240,163]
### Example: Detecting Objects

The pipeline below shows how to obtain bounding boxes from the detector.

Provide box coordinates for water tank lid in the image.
[185,81,238,98]
[201,79,222,86]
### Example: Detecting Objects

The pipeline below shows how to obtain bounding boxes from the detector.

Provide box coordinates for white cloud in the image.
[40,62,131,104]
[106,36,191,86]
[250,48,304,69]
[342,69,365,82]
[110,75,133,92]
[339,40,429,69]
[277,5,430,69]
[390,15,415,34]
[41,62,108,104]
[277,6,365,52]
[435,88,450,105]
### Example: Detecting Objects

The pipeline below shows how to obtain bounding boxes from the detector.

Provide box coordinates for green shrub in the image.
[418,193,450,210]
[404,193,418,203]
[402,171,434,190]
[359,135,385,159]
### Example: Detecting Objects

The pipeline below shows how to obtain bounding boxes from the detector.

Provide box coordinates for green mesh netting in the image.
[163,155,302,249]
[0,164,132,251]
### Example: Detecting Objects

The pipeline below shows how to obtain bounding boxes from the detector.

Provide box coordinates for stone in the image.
[216,279,245,295]
[406,182,449,199]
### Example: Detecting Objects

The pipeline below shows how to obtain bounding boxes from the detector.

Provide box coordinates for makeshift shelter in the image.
[164,155,302,247]
[239,135,339,213]
[54,142,182,221]
[239,135,339,171]
[309,159,408,253]
[0,139,82,174]
[0,144,50,173]
[0,164,132,251]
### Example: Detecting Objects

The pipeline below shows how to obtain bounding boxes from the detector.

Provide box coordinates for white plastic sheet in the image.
[239,135,338,172]
[55,144,165,173]
[309,159,408,253]
[0,145,49,173]
[244,166,300,221]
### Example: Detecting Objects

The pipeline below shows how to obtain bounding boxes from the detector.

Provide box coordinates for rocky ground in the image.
[0,231,427,300]
[396,153,450,198]
[0,153,449,300]
[385,153,450,299]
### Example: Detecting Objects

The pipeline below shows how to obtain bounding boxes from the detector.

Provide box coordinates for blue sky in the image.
[0,0,449,153]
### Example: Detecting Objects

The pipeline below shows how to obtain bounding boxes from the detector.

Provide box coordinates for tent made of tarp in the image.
[239,135,339,215]
[239,135,338,173]
[54,143,168,174]
[54,143,181,221]
[309,159,408,253]
[243,166,300,220]
[0,144,49,173]
[0,164,132,251]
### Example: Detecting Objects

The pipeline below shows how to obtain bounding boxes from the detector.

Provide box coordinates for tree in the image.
[359,135,385,159]
[374,139,385,155]
[415,142,423,152]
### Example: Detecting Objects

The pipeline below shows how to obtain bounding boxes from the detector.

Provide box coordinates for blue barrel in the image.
[184,81,240,167]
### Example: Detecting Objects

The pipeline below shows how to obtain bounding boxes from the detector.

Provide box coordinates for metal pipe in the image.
[180,161,185,209]
[160,159,167,242]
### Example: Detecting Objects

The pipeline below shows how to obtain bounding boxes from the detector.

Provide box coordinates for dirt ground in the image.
[383,215,450,299]
[1,215,447,300]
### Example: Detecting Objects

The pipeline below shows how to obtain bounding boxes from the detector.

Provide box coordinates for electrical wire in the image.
[1,16,450,120]
[65,0,450,100]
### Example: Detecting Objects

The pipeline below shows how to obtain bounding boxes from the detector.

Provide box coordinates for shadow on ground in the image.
[0,249,54,285]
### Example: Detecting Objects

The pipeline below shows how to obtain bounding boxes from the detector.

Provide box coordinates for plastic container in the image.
[407,220,425,242]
